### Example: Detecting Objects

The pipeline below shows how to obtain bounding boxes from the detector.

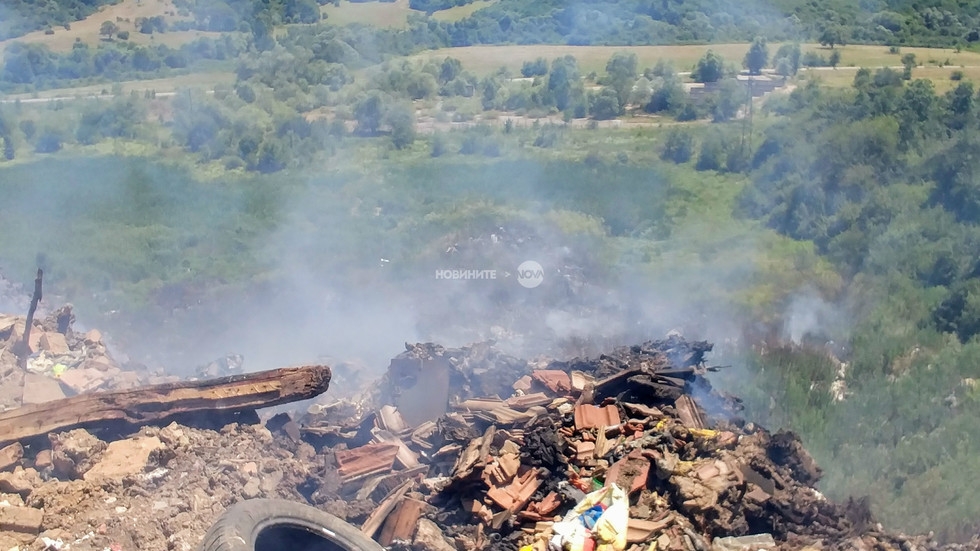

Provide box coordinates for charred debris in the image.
[0,304,977,551]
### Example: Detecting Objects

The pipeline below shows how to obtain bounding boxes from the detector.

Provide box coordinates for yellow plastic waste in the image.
[52,363,67,377]
[689,428,718,439]
[654,418,669,432]
[592,484,628,551]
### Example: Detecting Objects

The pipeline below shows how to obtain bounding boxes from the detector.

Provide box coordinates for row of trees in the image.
[0,35,246,91]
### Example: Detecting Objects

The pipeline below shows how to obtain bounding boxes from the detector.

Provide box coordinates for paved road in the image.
[0,90,200,104]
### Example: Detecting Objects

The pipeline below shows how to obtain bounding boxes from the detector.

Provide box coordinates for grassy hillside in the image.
[0,0,220,54]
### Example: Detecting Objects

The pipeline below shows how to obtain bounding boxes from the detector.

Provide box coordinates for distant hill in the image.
[3,0,980,48]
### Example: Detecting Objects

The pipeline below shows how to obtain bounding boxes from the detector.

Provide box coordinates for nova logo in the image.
[516,260,544,288]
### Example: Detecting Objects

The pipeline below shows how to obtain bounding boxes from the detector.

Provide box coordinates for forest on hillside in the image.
[4,0,980,47]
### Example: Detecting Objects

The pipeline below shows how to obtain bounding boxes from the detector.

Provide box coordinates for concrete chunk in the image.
[84,436,164,481]
[56,368,107,394]
[22,373,66,405]
[0,505,43,535]
[0,443,24,472]
[0,468,41,498]
[38,332,70,356]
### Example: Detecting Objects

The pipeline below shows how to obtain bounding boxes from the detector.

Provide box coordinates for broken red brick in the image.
[574,404,621,430]
[487,467,542,513]
[335,443,400,482]
[530,370,572,394]
[605,449,651,495]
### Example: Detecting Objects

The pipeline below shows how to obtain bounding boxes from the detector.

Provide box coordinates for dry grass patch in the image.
[321,0,414,28]
[430,0,496,22]
[0,0,224,54]
[410,44,754,76]
[807,43,980,69]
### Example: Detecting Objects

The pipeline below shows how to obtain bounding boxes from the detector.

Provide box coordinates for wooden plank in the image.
[378,498,425,545]
[0,365,332,447]
[360,479,412,538]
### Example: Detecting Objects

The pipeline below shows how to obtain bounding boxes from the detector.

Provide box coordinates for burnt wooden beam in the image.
[0,364,331,447]
[11,269,42,362]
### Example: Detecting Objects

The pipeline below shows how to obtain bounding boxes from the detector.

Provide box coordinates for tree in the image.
[743,36,769,76]
[386,103,416,149]
[696,133,726,171]
[645,79,686,114]
[100,21,119,40]
[35,131,62,153]
[604,51,637,111]
[255,137,287,173]
[661,129,694,163]
[773,43,801,76]
[711,78,744,122]
[901,53,917,80]
[829,49,841,69]
[521,58,548,77]
[480,76,500,110]
[353,91,386,136]
[589,88,621,120]
[946,81,975,130]
[438,57,462,85]
[547,55,583,111]
[819,25,844,48]
[2,137,13,161]
[692,50,725,83]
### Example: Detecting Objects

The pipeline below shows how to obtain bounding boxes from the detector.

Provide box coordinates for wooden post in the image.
[11,269,42,362]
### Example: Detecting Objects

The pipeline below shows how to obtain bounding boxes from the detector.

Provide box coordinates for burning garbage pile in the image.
[1,305,978,551]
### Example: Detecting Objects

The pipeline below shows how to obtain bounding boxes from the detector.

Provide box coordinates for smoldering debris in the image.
[0,307,976,551]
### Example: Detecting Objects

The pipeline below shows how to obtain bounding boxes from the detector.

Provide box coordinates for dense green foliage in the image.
[720,68,980,539]
[409,0,474,14]
[0,36,245,92]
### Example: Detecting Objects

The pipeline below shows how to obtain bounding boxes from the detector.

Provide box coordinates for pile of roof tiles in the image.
[298,337,978,551]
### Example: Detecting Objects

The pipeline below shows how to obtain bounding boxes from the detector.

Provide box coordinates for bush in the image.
[117,30,129,40]
[802,51,829,67]
[951,70,965,81]
[430,134,446,157]
[695,134,725,171]
[661,129,694,164]
[35,132,62,153]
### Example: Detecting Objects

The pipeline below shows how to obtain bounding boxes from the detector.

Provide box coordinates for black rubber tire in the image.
[198,499,386,551]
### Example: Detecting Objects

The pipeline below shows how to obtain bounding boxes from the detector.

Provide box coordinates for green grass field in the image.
[321,0,413,28]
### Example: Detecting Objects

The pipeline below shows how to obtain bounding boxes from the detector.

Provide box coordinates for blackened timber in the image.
[0,365,332,447]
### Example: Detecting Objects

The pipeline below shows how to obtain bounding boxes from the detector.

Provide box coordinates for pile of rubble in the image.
[0,306,154,412]
[1,306,978,551]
